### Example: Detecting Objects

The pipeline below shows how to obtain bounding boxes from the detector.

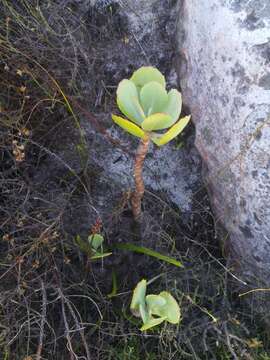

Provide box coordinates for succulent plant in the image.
[130,279,181,331]
[75,233,112,260]
[112,66,190,147]
[112,66,191,220]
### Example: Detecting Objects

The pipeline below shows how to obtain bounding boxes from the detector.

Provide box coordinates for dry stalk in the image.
[36,281,47,360]
[65,298,91,360]
[58,288,76,360]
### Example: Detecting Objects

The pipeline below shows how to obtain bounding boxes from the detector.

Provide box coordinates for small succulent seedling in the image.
[75,233,112,260]
[112,66,190,220]
[130,279,181,331]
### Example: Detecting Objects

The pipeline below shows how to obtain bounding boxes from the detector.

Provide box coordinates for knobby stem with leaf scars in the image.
[131,135,150,221]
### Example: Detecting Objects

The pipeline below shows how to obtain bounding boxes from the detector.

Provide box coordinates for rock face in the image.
[177,0,270,294]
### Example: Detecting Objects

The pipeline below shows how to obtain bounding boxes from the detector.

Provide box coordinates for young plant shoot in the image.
[112,66,190,220]
[130,279,181,331]
[75,233,112,260]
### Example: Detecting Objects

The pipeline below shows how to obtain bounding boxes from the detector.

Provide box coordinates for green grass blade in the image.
[114,243,184,268]
[91,252,112,260]
[107,269,118,298]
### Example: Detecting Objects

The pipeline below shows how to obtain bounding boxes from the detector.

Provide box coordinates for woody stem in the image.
[131,136,150,221]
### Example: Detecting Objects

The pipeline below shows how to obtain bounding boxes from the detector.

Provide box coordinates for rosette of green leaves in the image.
[112,66,190,146]
[130,279,181,331]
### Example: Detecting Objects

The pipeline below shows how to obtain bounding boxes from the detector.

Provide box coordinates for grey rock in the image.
[85,122,201,213]
[177,0,270,307]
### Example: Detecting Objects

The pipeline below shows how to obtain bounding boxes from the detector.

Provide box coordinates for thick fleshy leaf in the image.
[140,317,166,331]
[140,82,168,116]
[130,279,147,317]
[141,113,173,131]
[146,294,166,316]
[139,303,149,324]
[150,115,191,146]
[112,115,146,139]
[116,79,145,124]
[130,66,166,89]
[163,89,182,125]
[88,233,104,250]
[159,292,181,324]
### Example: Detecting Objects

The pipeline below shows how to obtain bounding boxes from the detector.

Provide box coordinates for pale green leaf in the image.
[112,115,146,139]
[140,81,168,116]
[151,115,191,146]
[159,292,181,324]
[146,294,166,316]
[130,66,166,89]
[140,317,166,331]
[141,113,173,131]
[139,303,149,324]
[130,279,147,317]
[88,233,104,250]
[163,89,182,125]
[116,79,145,124]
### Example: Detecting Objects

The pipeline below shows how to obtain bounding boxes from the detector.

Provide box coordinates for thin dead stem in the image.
[65,299,91,360]
[58,288,76,360]
[36,280,47,360]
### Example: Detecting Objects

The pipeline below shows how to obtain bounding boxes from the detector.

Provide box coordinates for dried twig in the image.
[223,322,238,360]
[58,288,76,360]
[36,280,47,360]
[65,298,91,360]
